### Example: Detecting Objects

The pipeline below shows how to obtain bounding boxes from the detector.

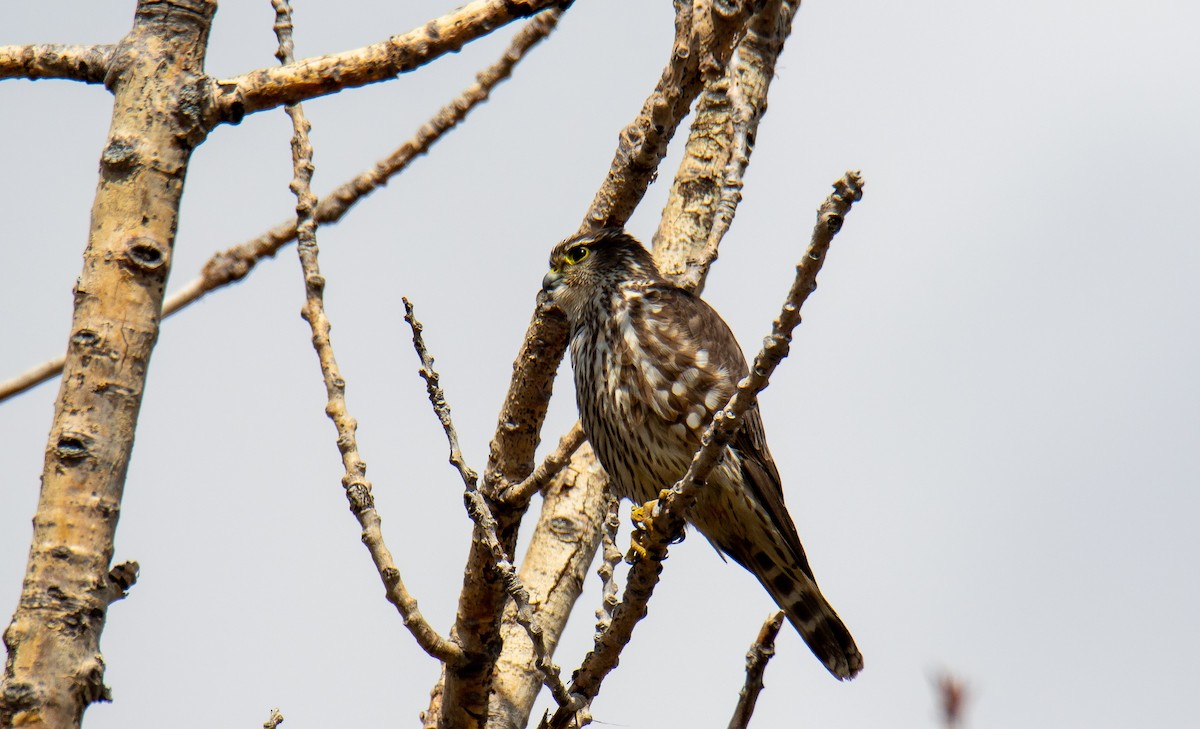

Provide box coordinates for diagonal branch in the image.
[402,299,574,711]
[211,0,564,124]
[727,611,785,729]
[546,172,865,729]
[272,0,461,667]
[0,43,115,83]
[0,8,565,405]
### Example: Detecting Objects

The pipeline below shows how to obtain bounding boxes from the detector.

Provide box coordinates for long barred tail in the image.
[754,556,863,679]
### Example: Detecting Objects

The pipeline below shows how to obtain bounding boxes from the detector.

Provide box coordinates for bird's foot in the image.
[625,492,685,563]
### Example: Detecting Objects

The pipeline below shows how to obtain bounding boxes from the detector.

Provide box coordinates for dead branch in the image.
[487,454,611,729]
[402,299,574,713]
[273,0,461,667]
[0,43,114,82]
[727,612,785,729]
[0,8,564,404]
[0,2,218,727]
[212,0,564,124]
[655,0,802,292]
[546,172,865,728]
[501,423,586,503]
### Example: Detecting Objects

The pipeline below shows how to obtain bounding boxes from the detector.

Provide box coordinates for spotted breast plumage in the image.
[541,228,862,680]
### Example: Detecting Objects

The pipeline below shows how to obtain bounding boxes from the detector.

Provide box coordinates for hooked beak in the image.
[542,268,562,294]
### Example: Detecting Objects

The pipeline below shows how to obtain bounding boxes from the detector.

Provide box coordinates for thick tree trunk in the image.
[0,2,215,727]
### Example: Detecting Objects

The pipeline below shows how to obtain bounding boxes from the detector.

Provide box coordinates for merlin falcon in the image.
[541,228,862,679]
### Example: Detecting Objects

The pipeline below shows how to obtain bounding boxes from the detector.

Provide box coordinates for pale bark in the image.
[0,2,217,727]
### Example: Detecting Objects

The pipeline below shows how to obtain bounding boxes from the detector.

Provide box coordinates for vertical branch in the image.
[272,0,460,665]
[1,1,218,729]
[0,3,217,728]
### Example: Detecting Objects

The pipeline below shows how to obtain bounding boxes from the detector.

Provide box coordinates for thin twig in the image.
[502,422,586,503]
[402,298,576,711]
[593,496,622,637]
[546,172,865,729]
[0,9,564,405]
[272,0,462,666]
[727,612,785,729]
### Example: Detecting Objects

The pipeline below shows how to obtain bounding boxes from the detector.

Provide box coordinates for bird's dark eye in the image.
[562,245,590,265]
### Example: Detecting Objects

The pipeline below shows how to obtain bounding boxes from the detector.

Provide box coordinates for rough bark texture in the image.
[0,2,216,728]
[487,451,609,729]
[211,0,563,123]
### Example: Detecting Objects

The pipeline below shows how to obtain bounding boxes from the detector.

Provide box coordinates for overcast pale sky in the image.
[3,2,1198,728]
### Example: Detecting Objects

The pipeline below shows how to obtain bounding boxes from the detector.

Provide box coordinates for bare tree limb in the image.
[272,0,462,667]
[0,43,114,83]
[546,172,865,729]
[655,0,802,292]
[593,497,622,637]
[501,423,586,503]
[0,2,219,727]
[402,299,574,714]
[0,8,565,405]
[486,453,610,729]
[211,0,564,124]
[727,612,785,729]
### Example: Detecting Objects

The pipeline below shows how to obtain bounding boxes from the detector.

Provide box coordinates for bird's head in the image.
[541,228,661,321]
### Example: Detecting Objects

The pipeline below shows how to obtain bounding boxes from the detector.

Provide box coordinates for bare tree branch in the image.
[0,2,219,727]
[546,172,865,729]
[272,0,462,667]
[593,497,622,637]
[655,0,802,292]
[402,299,574,714]
[501,423,586,503]
[486,453,610,729]
[211,0,564,124]
[727,611,785,729]
[0,8,565,404]
[0,43,114,83]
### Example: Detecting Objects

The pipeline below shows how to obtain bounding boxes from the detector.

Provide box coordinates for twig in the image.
[546,172,865,729]
[0,43,114,82]
[402,298,575,711]
[0,9,564,405]
[502,422,586,503]
[263,708,284,729]
[212,0,563,124]
[272,0,461,666]
[727,612,785,729]
[593,496,622,637]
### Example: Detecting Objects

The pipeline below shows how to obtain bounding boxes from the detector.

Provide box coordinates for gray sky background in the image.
[3,2,1198,727]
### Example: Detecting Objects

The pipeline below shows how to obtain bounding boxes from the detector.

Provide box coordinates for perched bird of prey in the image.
[541,228,862,680]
